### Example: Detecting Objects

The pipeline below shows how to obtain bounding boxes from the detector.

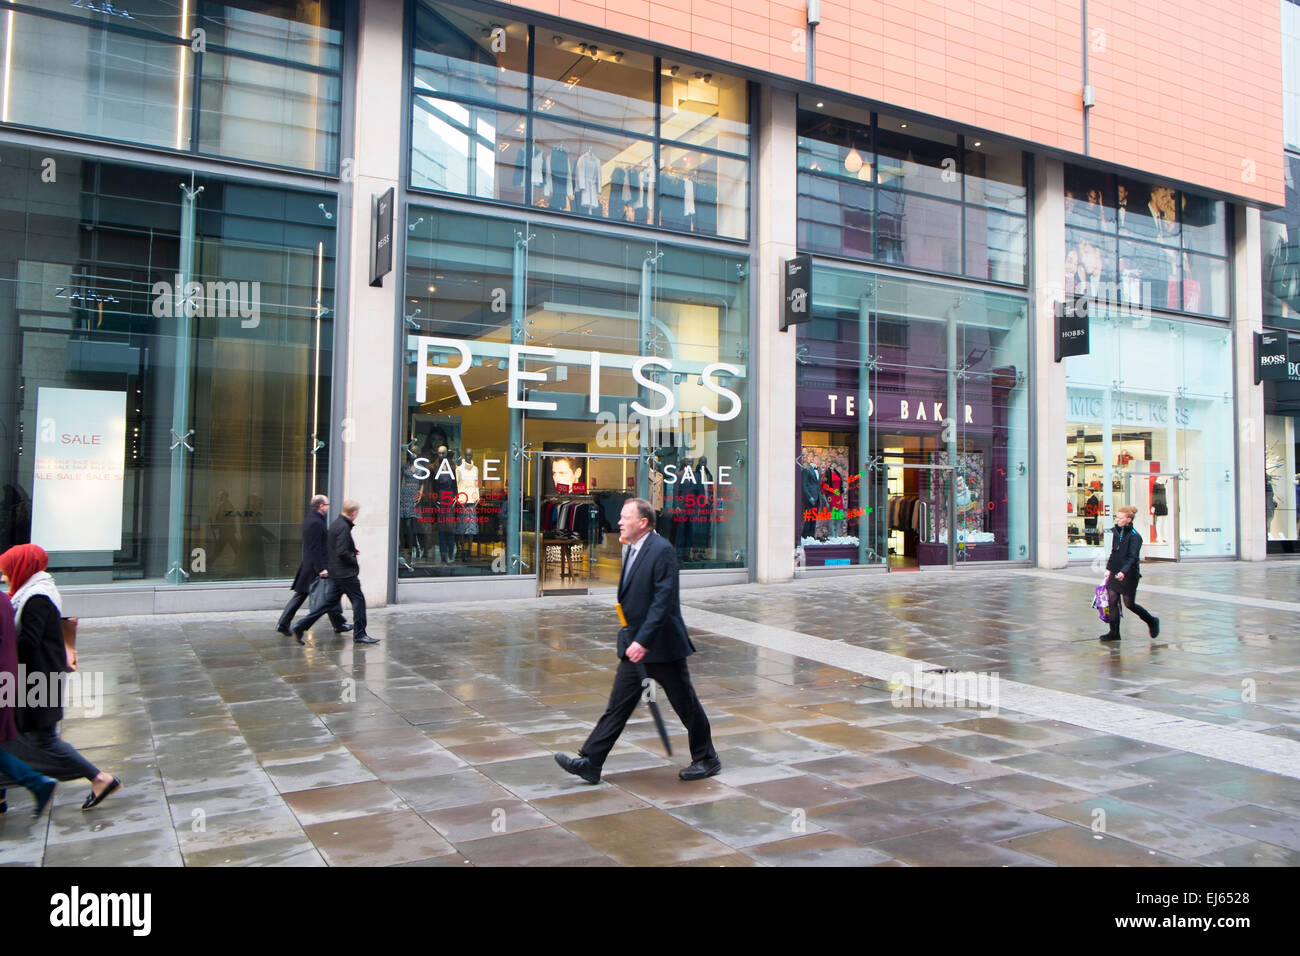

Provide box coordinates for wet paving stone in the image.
[8,562,1300,865]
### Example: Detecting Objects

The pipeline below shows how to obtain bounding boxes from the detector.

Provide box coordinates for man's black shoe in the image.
[353,634,379,645]
[1149,618,1160,639]
[554,753,600,784]
[276,626,292,636]
[1098,632,1120,642]
[291,625,307,645]
[679,756,722,781]
[334,623,354,633]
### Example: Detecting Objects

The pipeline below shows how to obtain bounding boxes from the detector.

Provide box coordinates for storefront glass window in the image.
[410,0,750,241]
[1264,342,1300,551]
[796,266,1030,568]
[1262,153,1300,331]
[401,208,749,584]
[0,2,342,172]
[0,145,337,584]
[1065,165,1229,317]
[796,99,1026,284]
[1064,312,1236,559]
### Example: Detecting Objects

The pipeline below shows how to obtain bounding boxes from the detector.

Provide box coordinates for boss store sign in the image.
[1255,331,1291,383]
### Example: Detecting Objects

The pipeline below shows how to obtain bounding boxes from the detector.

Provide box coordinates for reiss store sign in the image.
[413,337,744,421]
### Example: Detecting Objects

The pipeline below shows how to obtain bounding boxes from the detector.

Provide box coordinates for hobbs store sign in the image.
[414,338,744,421]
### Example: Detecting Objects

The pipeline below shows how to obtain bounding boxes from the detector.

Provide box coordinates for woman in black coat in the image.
[1100,506,1160,641]
[0,590,57,816]
[0,544,120,810]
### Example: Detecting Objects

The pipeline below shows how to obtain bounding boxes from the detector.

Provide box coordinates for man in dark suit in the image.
[292,500,379,645]
[276,494,350,636]
[555,498,719,784]
[1100,505,1160,641]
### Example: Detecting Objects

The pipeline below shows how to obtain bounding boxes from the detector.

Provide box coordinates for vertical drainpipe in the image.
[806,0,819,84]
[1081,0,1093,155]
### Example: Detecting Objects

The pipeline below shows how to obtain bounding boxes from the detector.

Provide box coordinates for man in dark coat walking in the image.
[555,498,719,784]
[292,500,378,645]
[276,494,350,636]
[1100,505,1160,641]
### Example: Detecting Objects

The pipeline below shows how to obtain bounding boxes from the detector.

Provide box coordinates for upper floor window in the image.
[1065,165,1229,318]
[796,98,1026,285]
[409,0,750,241]
[0,1,343,173]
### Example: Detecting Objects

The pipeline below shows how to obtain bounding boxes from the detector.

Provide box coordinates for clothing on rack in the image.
[637,161,656,223]
[609,166,631,221]
[574,150,603,213]
[693,178,718,236]
[550,146,573,208]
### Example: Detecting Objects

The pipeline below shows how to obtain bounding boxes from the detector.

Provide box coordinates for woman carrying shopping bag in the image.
[0,588,57,816]
[1099,506,1160,642]
[0,544,121,810]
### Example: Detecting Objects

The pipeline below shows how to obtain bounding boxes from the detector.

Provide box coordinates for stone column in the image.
[1234,204,1266,561]
[1032,156,1069,568]
[340,0,403,604]
[754,87,798,583]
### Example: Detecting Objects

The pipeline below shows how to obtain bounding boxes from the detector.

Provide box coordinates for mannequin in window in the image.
[1083,490,1101,546]
[1151,477,1169,543]
[400,460,421,571]
[798,453,820,541]
[457,450,480,561]
[432,445,458,564]
[822,467,845,539]
[694,456,714,560]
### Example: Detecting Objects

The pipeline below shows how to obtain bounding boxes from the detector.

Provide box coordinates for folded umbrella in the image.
[634,661,672,756]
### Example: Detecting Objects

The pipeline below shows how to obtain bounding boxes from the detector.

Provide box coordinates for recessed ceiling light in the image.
[427,285,437,292]
[900,123,908,128]
[973,140,982,147]
[816,101,824,108]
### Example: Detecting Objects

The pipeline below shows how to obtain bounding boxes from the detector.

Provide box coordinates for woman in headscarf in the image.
[0,544,120,810]
[0,586,57,816]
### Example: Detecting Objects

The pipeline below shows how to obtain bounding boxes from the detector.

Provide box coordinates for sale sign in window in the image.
[31,388,127,553]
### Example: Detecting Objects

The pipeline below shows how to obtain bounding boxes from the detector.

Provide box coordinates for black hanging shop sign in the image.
[369,187,394,288]
[1054,296,1090,362]
[781,254,812,331]
[1255,330,1290,383]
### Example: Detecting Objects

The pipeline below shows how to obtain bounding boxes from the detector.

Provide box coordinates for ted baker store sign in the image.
[816,391,979,426]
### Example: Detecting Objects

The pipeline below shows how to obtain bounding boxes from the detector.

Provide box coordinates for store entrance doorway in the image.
[881,458,956,569]
[520,451,640,596]
[1124,469,1180,561]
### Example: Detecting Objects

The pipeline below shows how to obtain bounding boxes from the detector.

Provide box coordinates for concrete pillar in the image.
[341,0,403,604]
[1032,156,1069,568]
[754,87,798,583]
[1234,204,1266,561]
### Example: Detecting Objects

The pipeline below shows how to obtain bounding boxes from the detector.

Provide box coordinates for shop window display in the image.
[0,145,337,583]
[1064,315,1236,559]
[795,267,1030,568]
[401,208,749,584]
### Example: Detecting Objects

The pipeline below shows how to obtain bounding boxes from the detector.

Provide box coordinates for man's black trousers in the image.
[295,576,367,636]
[277,589,346,632]
[580,657,716,768]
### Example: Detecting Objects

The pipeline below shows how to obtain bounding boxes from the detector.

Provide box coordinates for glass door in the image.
[521,451,639,595]
[878,450,955,569]
[1124,470,1179,561]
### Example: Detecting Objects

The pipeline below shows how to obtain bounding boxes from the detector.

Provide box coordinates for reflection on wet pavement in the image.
[4,562,1300,866]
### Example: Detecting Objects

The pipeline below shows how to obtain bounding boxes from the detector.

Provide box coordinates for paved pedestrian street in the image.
[4,561,1300,867]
